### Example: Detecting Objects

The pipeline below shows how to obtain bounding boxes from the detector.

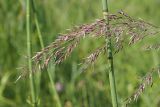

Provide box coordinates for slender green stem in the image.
[47,69,61,107]
[102,0,118,107]
[26,0,37,107]
[31,1,61,107]
[31,0,44,48]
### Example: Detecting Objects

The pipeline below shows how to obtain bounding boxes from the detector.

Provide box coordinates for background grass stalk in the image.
[102,0,118,107]
[31,0,62,107]
[26,0,37,106]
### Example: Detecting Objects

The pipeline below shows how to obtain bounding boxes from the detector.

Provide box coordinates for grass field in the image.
[0,0,160,107]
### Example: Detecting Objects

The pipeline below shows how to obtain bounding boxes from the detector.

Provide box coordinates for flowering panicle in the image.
[125,67,160,106]
[142,43,160,51]
[28,10,159,74]
[31,19,108,69]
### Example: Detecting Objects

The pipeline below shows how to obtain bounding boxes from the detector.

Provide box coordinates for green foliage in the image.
[0,0,159,107]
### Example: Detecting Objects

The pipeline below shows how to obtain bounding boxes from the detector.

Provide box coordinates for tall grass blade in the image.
[26,0,38,106]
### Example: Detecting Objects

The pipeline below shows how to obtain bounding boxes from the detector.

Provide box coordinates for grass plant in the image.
[27,0,160,106]
[29,4,159,107]
[5,0,159,107]
[102,0,118,106]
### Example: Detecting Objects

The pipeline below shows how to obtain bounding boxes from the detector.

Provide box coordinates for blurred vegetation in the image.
[0,0,160,107]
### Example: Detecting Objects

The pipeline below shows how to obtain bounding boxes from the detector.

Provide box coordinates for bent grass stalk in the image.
[102,0,118,107]
[31,0,61,107]
[26,0,37,106]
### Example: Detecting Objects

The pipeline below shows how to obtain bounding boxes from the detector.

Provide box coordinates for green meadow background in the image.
[0,0,160,107]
